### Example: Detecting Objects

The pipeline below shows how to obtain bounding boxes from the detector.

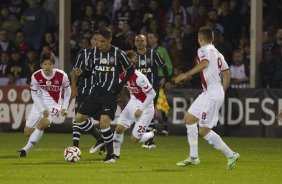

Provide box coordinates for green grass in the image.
[0,132,281,184]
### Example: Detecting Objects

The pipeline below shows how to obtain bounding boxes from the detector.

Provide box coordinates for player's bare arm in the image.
[221,69,231,91]
[61,109,68,116]
[70,68,79,98]
[175,60,209,83]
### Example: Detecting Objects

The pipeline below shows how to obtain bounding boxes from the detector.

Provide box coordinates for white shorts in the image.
[25,105,60,128]
[117,100,154,139]
[188,92,224,128]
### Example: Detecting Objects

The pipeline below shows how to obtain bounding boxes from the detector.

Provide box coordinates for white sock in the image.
[203,130,234,158]
[22,128,44,153]
[139,132,154,143]
[186,124,198,158]
[113,132,124,156]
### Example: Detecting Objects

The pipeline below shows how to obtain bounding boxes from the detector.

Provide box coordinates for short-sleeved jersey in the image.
[30,69,70,108]
[120,70,153,107]
[73,48,96,95]
[88,45,132,93]
[197,44,229,95]
[135,49,166,88]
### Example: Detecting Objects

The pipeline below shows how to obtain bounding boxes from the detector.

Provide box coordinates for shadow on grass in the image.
[0,155,19,159]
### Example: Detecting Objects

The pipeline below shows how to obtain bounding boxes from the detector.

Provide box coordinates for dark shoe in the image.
[99,145,106,155]
[18,150,26,157]
[103,154,116,163]
[142,138,156,149]
[89,139,105,154]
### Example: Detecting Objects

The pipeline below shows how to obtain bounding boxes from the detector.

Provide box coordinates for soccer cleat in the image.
[89,139,105,154]
[18,150,26,158]
[176,157,200,166]
[103,154,116,163]
[98,145,106,155]
[227,152,240,170]
[142,140,156,149]
[113,154,120,159]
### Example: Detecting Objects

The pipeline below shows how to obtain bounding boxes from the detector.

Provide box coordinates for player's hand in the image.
[61,109,68,116]
[73,68,83,76]
[134,109,142,118]
[276,110,282,122]
[164,82,171,90]
[43,110,49,118]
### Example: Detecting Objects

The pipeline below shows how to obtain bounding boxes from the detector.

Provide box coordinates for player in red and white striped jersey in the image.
[19,52,71,157]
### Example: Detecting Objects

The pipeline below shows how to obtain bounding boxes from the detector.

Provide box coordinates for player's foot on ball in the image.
[18,149,26,158]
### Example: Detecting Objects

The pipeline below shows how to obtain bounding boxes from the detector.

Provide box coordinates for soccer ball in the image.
[64,146,81,163]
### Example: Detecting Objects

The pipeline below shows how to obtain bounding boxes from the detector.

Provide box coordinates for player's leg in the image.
[132,106,156,143]
[199,99,239,170]
[142,88,159,149]
[113,124,127,158]
[20,115,52,157]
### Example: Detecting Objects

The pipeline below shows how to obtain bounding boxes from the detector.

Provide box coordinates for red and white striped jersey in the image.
[120,70,153,106]
[30,68,70,111]
[197,44,229,96]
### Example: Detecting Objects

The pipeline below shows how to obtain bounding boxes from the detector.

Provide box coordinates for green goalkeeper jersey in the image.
[155,46,173,77]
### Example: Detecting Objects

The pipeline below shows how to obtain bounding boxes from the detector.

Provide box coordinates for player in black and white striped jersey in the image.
[70,31,105,154]
[75,27,134,163]
[134,34,171,149]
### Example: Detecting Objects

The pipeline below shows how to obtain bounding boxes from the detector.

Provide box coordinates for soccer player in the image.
[134,34,170,149]
[175,26,240,170]
[71,31,105,154]
[19,52,71,157]
[74,28,134,163]
[113,51,156,158]
[147,32,173,136]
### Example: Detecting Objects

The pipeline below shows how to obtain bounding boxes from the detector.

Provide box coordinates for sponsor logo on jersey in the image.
[46,80,51,86]
[40,85,60,92]
[95,65,115,72]
[109,57,115,64]
[54,80,59,85]
[141,60,146,65]
[136,68,151,73]
[100,58,108,64]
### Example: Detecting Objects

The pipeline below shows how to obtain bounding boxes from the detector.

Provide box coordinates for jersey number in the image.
[51,108,59,118]
[137,126,146,133]
[217,57,222,76]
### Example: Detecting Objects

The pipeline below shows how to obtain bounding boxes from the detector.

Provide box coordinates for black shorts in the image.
[78,88,118,120]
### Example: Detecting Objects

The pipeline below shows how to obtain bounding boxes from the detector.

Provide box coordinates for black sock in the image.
[72,121,82,147]
[161,111,168,131]
[100,127,113,155]
[81,119,103,140]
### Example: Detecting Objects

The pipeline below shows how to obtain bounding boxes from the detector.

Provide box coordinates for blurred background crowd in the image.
[0,0,281,88]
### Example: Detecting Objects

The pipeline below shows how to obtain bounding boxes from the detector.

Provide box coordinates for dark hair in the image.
[199,26,214,42]
[96,27,112,39]
[40,52,55,64]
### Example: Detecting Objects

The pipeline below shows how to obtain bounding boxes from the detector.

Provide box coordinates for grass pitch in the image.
[0,132,281,184]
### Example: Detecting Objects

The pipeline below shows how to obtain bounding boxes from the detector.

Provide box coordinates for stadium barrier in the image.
[1,86,282,137]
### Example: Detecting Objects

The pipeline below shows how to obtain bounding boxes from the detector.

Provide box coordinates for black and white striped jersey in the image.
[88,45,132,93]
[73,49,96,95]
[135,48,166,88]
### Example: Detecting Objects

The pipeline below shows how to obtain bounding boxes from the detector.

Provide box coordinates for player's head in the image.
[135,34,147,51]
[125,50,137,65]
[91,30,99,48]
[96,27,112,52]
[198,26,214,46]
[40,52,55,76]
[147,32,158,47]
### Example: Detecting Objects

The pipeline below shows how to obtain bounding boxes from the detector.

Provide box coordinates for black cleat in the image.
[103,154,116,163]
[18,150,26,157]
[99,145,106,155]
[89,139,105,154]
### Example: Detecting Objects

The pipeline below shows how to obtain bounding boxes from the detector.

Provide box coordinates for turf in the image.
[0,132,281,184]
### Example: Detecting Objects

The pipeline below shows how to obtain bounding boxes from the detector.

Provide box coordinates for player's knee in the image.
[37,117,50,130]
[100,115,111,129]
[75,113,86,123]
[198,127,210,137]
[184,112,198,125]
